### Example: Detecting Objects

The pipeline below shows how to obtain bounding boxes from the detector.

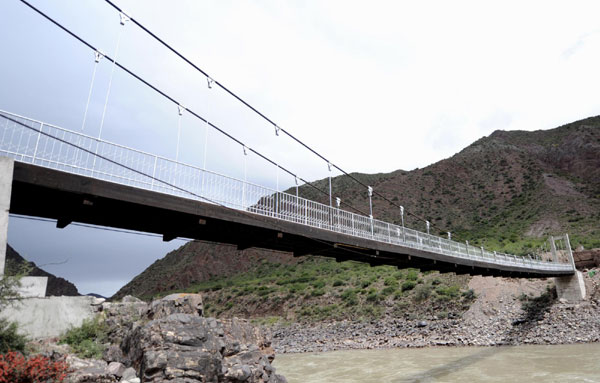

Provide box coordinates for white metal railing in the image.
[0,110,574,273]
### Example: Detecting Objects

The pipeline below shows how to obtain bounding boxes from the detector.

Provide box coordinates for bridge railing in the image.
[0,110,574,273]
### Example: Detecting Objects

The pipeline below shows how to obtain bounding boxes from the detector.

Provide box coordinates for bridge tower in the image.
[551,234,586,301]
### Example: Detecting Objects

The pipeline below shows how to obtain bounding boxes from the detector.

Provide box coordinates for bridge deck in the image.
[10,162,573,278]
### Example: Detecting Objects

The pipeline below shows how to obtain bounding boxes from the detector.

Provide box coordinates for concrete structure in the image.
[16,276,48,298]
[555,271,587,301]
[0,296,98,339]
[0,156,13,276]
[0,157,47,297]
[552,234,587,301]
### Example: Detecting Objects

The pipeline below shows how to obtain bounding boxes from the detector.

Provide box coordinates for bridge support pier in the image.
[0,156,13,277]
[0,156,47,297]
[555,272,586,301]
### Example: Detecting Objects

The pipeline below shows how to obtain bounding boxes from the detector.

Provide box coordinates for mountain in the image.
[297,116,600,254]
[5,245,79,296]
[114,116,600,301]
[113,241,299,300]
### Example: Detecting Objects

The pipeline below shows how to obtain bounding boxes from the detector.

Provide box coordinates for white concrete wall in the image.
[0,296,98,339]
[16,276,48,298]
[0,156,14,276]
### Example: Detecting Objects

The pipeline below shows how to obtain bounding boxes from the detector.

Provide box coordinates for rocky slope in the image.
[115,116,600,302]
[5,244,79,296]
[272,268,600,353]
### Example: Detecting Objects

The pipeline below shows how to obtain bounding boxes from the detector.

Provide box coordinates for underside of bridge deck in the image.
[9,162,573,279]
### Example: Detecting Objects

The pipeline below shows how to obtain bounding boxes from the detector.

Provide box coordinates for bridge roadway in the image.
[10,161,573,278]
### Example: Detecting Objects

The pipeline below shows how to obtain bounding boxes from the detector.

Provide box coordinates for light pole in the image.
[368,186,374,236]
[400,205,405,242]
[328,162,332,207]
[368,186,373,218]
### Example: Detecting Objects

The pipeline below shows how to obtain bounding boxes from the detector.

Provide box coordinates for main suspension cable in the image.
[101,0,459,239]
[18,0,369,217]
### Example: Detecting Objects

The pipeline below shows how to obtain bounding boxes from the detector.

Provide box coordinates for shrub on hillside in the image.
[405,269,419,281]
[413,284,433,302]
[59,317,107,359]
[0,319,27,355]
[401,281,416,292]
[0,351,69,383]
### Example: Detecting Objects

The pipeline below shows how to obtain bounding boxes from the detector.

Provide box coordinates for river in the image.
[273,343,600,382]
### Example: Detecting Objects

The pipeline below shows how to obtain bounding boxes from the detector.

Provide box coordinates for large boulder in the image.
[147,293,204,319]
[119,294,286,383]
[102,296,149,347]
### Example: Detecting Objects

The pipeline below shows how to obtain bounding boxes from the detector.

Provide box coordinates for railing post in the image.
[465,241,469,257]
[150,155,158,190]
[304,200,308,225]
[32,122,43,164]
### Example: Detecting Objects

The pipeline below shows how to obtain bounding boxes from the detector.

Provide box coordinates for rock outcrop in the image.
[67,293,286,383]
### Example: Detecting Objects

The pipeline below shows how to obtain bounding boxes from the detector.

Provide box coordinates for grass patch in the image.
[59,316,107,359]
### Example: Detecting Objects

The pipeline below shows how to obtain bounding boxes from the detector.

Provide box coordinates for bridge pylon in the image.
[550,234,586,301]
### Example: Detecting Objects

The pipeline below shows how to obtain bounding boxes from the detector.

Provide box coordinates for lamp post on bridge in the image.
[368,186,373,218]
[294,176,299,221]
[336,197,341,228]
[368,186,374,236]
[400,205,405,242]
[242,145,248,208]
[328,162,333,207]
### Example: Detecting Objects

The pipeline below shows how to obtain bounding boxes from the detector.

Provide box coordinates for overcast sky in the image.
[1,0,599,297]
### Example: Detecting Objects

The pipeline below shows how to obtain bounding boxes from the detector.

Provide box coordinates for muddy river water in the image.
[274,343,600,382]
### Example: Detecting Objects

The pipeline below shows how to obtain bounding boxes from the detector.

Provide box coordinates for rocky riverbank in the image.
[272,272,600,353]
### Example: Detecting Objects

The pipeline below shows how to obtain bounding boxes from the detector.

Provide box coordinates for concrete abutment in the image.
[0,156,47,297]
[0,156,13,276]
[555,271,586,301]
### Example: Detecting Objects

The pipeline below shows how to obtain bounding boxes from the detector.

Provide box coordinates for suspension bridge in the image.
[0,109,575,279]
[0,1,580,294]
